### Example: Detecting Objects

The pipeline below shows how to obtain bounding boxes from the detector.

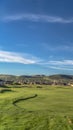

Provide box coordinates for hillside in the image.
[49,74,73,80]
[0,74,73,85]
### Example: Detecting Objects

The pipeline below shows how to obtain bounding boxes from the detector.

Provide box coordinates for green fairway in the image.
[0,86,73,130]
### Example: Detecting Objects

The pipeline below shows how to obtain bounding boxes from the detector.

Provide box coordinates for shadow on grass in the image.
[13,94,38,108]
[0,88,13,93]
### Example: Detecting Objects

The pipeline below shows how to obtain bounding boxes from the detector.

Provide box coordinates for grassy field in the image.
[0,85,73,130]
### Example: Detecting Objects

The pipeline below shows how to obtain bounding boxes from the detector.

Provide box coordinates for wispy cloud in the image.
[39,60,73,67]
[0,50,39,64]
[39,60,73,71]
[2,13,73,24]
[42,43,73,51]
[16,43,28,48]
[49,66,73,71]
[0,50,73,72]
[48,60,73,65]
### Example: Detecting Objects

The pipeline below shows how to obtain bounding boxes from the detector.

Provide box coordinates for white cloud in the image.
[48,60,73,65]
[0,50,38,64]
[0,50,73,72]
[38,60,73,66]
[2,13,73,24]
[49,66,73,71]
[38,60,73,71]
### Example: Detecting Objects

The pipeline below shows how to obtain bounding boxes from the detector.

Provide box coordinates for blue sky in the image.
[0,0,73,75]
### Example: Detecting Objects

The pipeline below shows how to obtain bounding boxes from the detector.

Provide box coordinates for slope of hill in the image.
[0,74,73,85]
[49,74,73,80]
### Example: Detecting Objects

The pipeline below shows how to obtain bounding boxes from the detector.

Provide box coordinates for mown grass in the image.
[0,86,73,130]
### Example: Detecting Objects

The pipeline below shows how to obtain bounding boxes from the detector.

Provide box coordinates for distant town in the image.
[0,74,73,87]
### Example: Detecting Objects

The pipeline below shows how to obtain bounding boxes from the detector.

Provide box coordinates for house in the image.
[5,81,13,85]
[69,84,73,87]
[68,83,73,87]
[0,79,5,86]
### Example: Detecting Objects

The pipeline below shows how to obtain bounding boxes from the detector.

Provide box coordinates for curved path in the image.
[13,94,38,107]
